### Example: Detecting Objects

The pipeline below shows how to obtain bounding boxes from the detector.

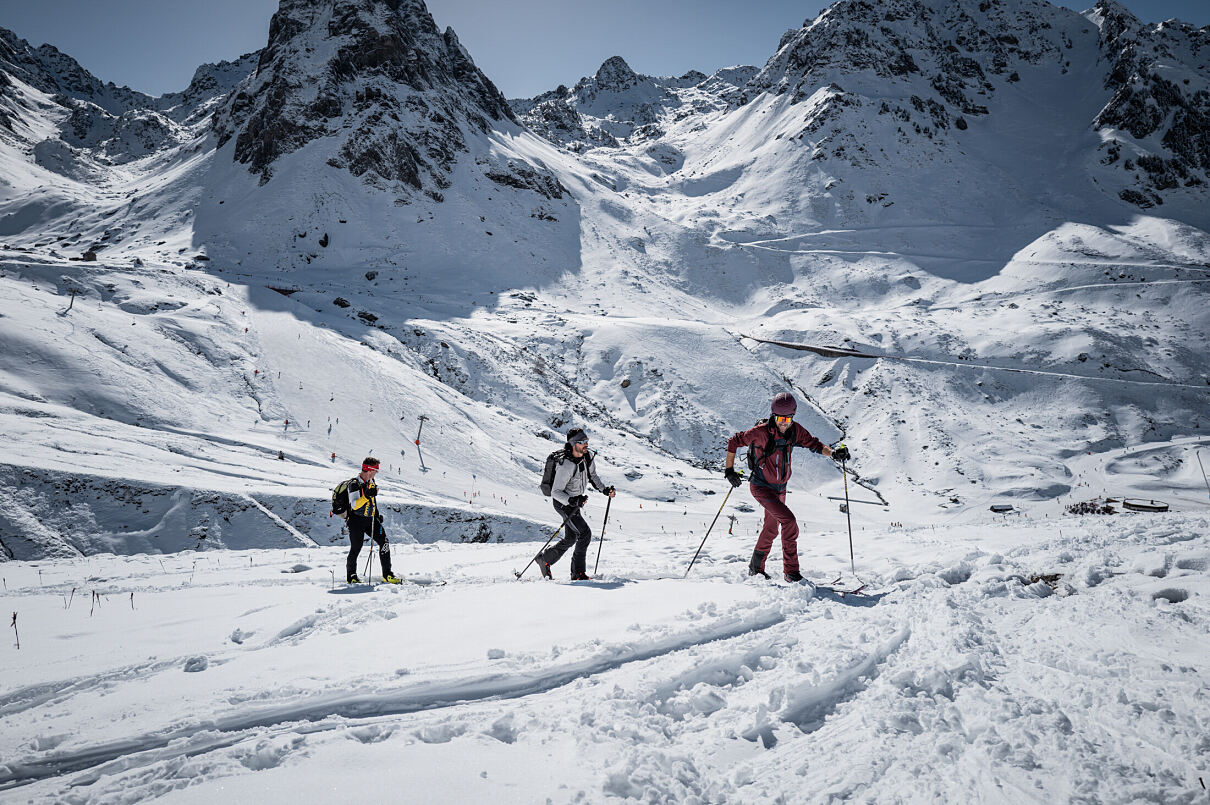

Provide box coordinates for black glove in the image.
[832,445,850,462]
[724,468,743,488]
[576,495,589,508]
[603,486,615,496]
[365,484,378,498]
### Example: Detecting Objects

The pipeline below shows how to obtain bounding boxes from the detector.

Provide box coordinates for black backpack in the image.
[539,449,565,496]
[331,478,354,518]
[745,419,772,474]
[745,419,791,483]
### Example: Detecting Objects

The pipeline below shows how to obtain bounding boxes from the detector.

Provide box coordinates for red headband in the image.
[362,463,379,473]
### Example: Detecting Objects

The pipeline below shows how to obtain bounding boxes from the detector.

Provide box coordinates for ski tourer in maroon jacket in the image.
[722,392,848,582]
[726,420,825,492]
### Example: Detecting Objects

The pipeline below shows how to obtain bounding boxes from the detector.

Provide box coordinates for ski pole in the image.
[363,498,376,581]
[1198,450,1210,500]
[840,450,855,575]
[515,523,564,579]
[684,484,735,578]
[593,496,612,576]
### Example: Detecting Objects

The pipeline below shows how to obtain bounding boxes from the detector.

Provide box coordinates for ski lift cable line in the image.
[739,335,1210,391]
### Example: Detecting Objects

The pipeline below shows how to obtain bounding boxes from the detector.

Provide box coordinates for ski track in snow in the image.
[0,604,787,789]
[2,513,1208,802]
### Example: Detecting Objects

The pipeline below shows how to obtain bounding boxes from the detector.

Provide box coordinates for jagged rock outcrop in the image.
[747,0,1074,110]
[0,26,254,160]
[507,97,619,151]
[0,26,154,115]
[56,99,185,162]
[158,52,261,123]
[212,0,518,193]
[1089,0,1210,205]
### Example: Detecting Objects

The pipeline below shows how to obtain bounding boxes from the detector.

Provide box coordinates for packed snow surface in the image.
[1,510,1208,802]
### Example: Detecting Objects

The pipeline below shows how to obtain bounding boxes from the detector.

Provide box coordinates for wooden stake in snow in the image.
[10,612,17,649]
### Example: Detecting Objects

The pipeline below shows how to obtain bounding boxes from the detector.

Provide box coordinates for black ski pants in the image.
[346,514,391,580]
[542,500,593,576]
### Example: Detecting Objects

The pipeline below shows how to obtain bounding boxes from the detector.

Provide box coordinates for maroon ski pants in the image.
[750,484,799,574]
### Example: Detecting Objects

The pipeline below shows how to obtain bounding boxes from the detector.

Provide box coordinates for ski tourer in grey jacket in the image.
[550,447,608,506]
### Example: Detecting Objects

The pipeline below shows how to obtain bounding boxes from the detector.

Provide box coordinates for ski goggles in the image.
[361,463,380,473]
[567,432,589,446]
[773,415,793,425]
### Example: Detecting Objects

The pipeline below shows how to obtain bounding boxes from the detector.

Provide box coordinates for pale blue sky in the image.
[1,0,1206,99]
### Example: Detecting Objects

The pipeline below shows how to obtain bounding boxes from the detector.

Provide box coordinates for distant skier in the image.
[536,428,615,581]
[335,457,401,584]
[724,392,849,582]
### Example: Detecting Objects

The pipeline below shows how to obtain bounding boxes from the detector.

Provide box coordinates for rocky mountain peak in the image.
[213,0,516,190]
[594,56,639,92]
[1087,0,1142,37]
[512,57,751,151]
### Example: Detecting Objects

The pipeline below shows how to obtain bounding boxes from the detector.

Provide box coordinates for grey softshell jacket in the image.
[551,449,607,506]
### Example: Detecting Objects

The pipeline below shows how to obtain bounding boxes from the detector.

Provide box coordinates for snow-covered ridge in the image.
[510,56,754,150]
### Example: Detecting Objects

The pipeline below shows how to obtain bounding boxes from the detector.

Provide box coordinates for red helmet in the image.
[771,392,797,417]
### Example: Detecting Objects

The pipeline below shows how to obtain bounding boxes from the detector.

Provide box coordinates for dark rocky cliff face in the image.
[212,0,518,193]
[747,0,1078,111]
[1090,0,1210,204]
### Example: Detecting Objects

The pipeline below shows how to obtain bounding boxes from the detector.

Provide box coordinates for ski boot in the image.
[784,570,804,583]
[748,550,770,580]
[382,572,402,584]
[536,554,553,580]
[346,573,360,584]
[570,571,592,581]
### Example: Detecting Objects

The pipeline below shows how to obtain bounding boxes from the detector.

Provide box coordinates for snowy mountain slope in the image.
[0,0,1208,565]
